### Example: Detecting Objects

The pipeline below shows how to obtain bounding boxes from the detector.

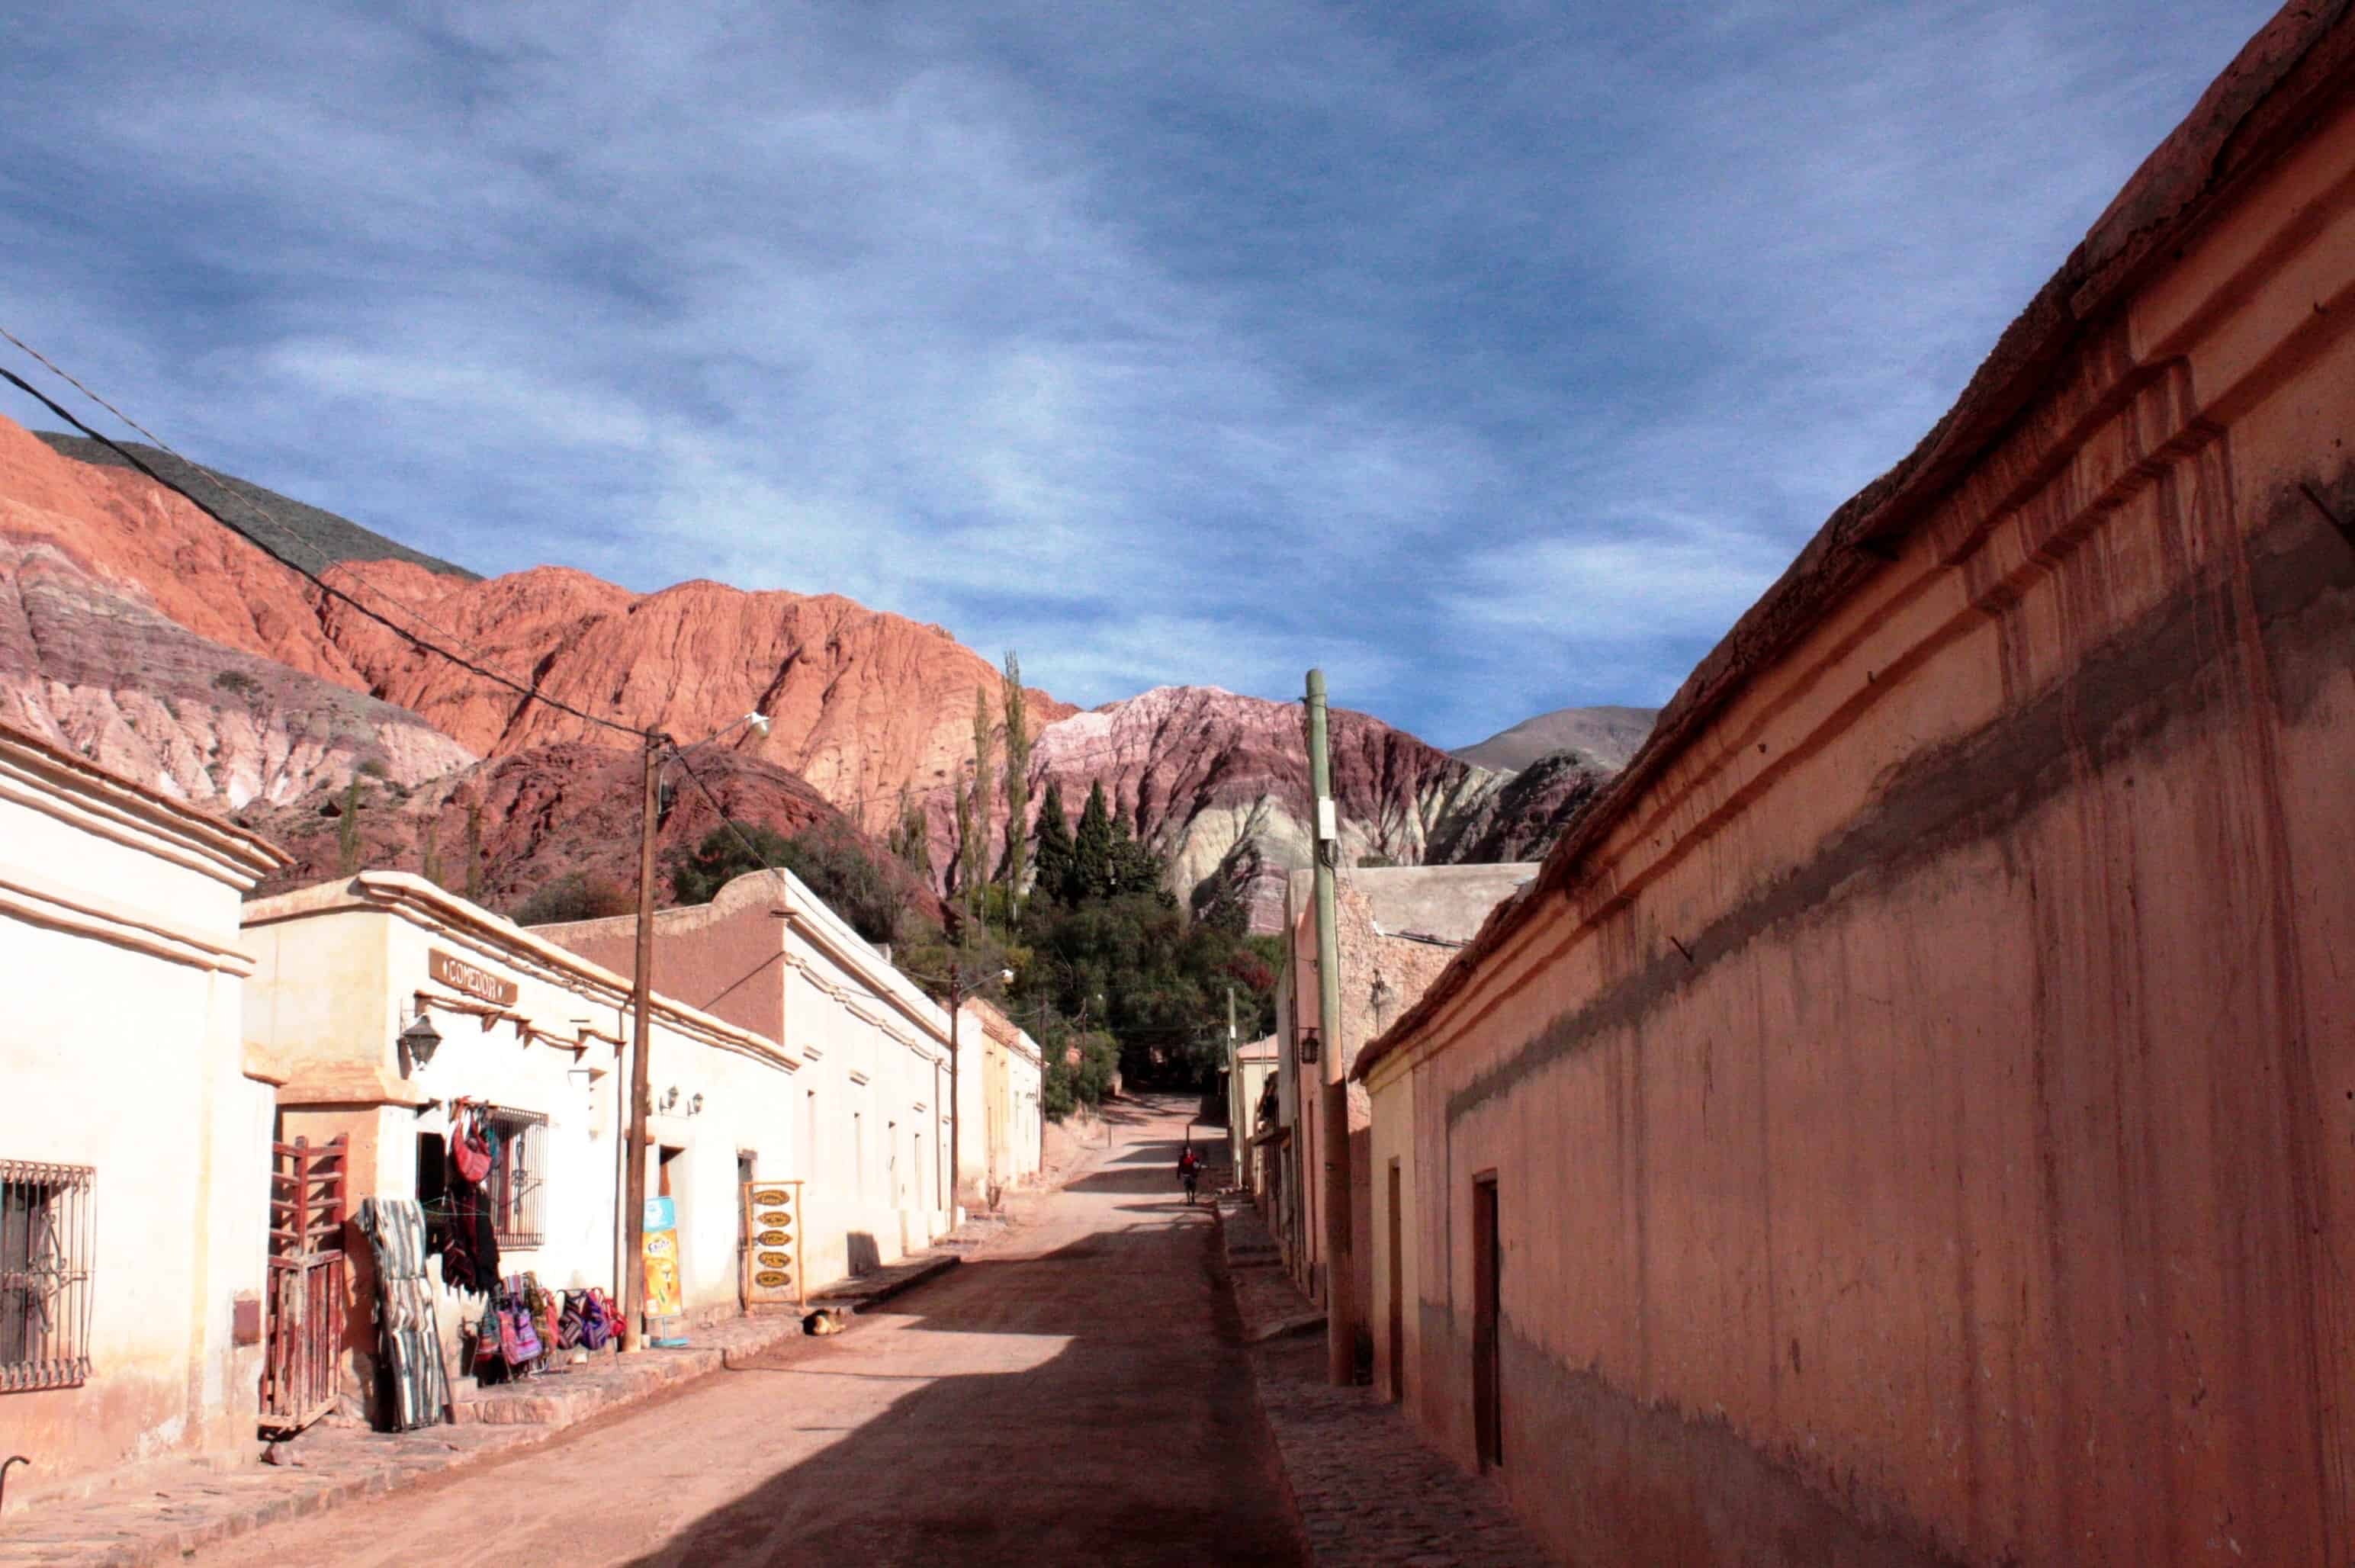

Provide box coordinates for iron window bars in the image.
[2,1160,95,1393]
[486,1107,548,1250]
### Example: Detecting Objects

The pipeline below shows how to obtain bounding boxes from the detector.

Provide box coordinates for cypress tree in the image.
[336,776,363,875]
[1073,779,1116,901]
[962,687,997,921]
[1000,651,1031,898]
[890,783,932,877]
[1110,805,1165,897]
[1033,779,1075,904]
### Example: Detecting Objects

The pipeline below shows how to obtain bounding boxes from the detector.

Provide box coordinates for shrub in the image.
[512,872,635,926]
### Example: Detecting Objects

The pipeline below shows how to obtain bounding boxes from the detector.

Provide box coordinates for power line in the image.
[0,335,1314,824]
[0,359,649,743]
[0,326,523,681]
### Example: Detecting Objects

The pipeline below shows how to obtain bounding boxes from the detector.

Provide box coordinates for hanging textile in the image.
[440,1103,501,1295]
[355,1197,450,1431]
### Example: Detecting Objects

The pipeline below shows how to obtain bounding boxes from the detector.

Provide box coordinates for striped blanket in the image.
[356,1197,450,1431]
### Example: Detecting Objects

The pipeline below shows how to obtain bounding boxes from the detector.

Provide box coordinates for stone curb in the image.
[808,1252,960,1313]
[1208,1200,1557,1568]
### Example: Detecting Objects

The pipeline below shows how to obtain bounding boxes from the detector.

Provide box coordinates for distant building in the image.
[959,997,1044,1199]
[1351,13,2355,1561]
[243,872,811,1425]
[1267,864,1536,1341]
[537,868,960,1280]
[0,721,287,1500]
[1226,1034,1278,1197]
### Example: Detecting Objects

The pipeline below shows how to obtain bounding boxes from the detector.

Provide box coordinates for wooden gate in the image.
[262,1136,348,1435]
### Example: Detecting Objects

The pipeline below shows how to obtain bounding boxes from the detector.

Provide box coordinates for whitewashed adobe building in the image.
[0,720,288,1502]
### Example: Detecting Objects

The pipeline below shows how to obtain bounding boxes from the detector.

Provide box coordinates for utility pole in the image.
[946,958,965,1220]
[620,731,663,1353]
[1226,985,1242,1189]
[1306,669,1355,1386]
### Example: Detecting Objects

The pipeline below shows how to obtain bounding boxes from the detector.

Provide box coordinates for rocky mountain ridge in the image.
[1451,703,1658,773]
[1,410,1634,925]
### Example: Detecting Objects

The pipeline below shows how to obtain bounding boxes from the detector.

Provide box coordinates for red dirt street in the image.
[188,1096,1303,1566]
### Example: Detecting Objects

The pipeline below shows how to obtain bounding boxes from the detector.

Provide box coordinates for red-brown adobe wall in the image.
[1379,31,2355,1568]
[538,895,785,1045]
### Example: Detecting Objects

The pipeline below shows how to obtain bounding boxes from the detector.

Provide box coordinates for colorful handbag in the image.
[497,1279,542,1366]
[454,1107,493,1185]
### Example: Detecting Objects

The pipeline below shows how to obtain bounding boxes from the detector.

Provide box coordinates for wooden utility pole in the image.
[947,959,965,1218]
[620,731,662,1353]
[1306,669,1355,1386]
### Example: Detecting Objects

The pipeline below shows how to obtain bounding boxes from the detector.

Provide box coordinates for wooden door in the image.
[1472,1173,1502,1470]
[262,1136,347,1435]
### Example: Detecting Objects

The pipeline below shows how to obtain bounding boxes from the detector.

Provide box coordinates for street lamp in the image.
[398,1013,442,1076]
[620,709,769,1354]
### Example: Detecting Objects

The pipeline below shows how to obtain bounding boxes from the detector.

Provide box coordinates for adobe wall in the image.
[0,729,280,1504]
[1380,54,2355,1568]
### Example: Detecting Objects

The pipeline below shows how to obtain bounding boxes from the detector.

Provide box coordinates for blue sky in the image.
[0,0,2279,747]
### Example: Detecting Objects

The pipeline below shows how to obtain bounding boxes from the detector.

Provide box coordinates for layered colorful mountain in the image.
[0,411,1627,921]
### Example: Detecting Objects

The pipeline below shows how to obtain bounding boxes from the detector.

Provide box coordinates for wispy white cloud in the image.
[0,0,2282,750]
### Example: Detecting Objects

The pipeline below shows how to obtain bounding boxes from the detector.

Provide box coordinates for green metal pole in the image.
[1306,670,1354,1386]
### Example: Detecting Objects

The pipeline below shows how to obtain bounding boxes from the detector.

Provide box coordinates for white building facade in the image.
[0,722,288,1502]
[537,867,957,1293]
[243,872,811,1422]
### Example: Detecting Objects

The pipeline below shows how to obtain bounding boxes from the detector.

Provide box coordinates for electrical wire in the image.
[0,336,1339,831]
[0,326,524,682]
[0,360,650,742]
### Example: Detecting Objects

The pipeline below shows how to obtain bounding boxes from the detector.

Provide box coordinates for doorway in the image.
[1472,1172,1502,1470]
[735,1152,755,1310]
[1386,1160,1404,1403]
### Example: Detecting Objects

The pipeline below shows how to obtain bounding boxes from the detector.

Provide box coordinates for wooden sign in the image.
[429,949,518,1007]
[741,1181,805,1307]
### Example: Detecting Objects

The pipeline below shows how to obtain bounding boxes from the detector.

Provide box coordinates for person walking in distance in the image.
[1178,1143,1201,1205]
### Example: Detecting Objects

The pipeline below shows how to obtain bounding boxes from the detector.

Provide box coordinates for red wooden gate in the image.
[262,1135,348,1435]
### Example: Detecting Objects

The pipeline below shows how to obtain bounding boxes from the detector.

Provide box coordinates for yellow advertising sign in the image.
[643,1197,683,1321]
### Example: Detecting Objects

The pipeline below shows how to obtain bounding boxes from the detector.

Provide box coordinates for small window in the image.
[2,1161,95,1393]
[485,1109,547,1249]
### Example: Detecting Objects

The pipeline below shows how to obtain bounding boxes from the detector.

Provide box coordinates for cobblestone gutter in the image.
[1213,1197,1557,1568]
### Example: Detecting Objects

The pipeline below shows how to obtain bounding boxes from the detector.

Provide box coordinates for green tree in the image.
[670,821,796,905]
[512,871,634,925]
[1033,779,1074,905]
[1071,780,1116,901]
[1108,806,1168,899]
[888,783,931,878]
[336,777,363,875]
[672,819,919,946]
[961,687,997,922]
[464,802,484,903]
[1000,651,1031,902]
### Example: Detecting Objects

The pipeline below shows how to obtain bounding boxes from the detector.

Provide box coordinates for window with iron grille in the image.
[2,1161,95,1393]
[486,1109,547,1249]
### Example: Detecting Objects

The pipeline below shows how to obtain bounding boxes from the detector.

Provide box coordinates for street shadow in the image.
[618,1219,1303,1567]
[845,1231,882,1275]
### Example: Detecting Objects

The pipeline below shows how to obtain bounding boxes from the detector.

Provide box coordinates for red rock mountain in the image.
[0,412,1617,923]
[241,741,879,911]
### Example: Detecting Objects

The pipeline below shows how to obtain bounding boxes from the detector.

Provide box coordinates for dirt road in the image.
[191,1095,1300,1567]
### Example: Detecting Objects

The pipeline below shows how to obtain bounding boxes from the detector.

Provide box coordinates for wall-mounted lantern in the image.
[689,1093,705,1117]
[398,1013,443,1076]
[660,1085,680,1113]
[1296,1029,1321,1065]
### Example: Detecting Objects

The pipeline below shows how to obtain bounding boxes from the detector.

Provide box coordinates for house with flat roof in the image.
[0,720,287,1504]
[535,866,959,1284]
